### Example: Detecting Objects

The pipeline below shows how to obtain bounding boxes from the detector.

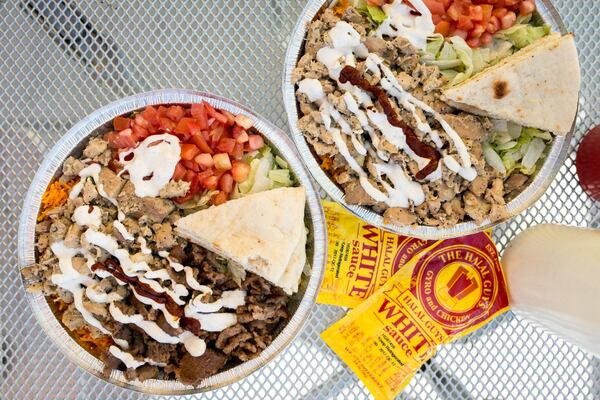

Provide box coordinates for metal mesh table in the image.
[0,1,598,399]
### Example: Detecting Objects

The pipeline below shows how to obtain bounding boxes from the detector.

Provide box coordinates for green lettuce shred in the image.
[495,23,551,49]
[236,145,294,196]
[484,124,553,177]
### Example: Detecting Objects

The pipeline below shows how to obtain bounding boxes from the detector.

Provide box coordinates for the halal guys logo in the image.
[411,244,500,331]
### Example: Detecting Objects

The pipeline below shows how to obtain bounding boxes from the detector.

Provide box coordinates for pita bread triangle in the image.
[443,33,580,135]
[175,186,307,294]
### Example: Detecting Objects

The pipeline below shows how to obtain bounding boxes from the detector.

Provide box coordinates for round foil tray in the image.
[282,0,575,240]
[17,89,327,395]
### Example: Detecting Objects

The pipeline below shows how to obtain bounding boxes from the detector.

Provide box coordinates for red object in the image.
[216,137,237,154]
[194,153,214,169]
[231,161,250,182]
[180,143,200,161]
[576,125,600,202]
[166,105,185,122]
[201,175,219,191]
[212,191,228,206]
[190,133,213,154]
[219,173,234,194]
[172,162,187,181]
[107,129,136,149]
[247,134,264,151]
[423,0,532,46]
[113,116,130,131]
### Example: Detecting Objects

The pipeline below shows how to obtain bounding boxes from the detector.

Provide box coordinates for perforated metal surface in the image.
[0,1,598,399]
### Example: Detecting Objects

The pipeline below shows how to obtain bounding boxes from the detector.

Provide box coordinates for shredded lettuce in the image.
[236,145,294,195]
[358,5,387,25]
[422,19,550,87]
[495,23,551,49]
[484,124,553,177]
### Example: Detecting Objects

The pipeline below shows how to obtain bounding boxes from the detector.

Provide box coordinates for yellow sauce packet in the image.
[319,201,435,308]
[320,202,509,399]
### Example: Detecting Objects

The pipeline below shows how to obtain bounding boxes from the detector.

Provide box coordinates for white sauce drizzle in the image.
[72,205,102,229]
[374,0,435,50]
[50,242,95,291]
[109,346,145,369]
[158,251,211,293]
[187,290,246,314]
[113,220,134,241]
[109,303,206,357]
[69,163,117,205]
[118,134,181,197]
[73,288,111,334]
[85,283,124,304]
[137,236,152,254]
[84,229,151,277]
[184,311,238,332]
[297,20,479,209]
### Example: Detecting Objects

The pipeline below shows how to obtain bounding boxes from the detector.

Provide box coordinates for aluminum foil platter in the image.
[1,1,599,399]
[17,89,326,395]
[282,0,575,240]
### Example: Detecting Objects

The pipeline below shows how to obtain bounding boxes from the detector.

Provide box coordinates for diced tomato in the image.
[435,20,451,36]
[470,23,486,38]
[174,117,199,136]
[194,153,214,169]
[134,114,150,129]
[468,5,483,20]
[519,0,535,15]
[247,134,264,151]
[216,137,236,154]
[172,162,187,181]
[211,191,228,206]
[457,15,474,30]
[191,103,209,130]
[159,117,176,132]
[219,173,234,194]
[487,15,501,33]
[432,14,442,24]
[234,114,254,130]
[113,116,131,131]
[190,133,213,154]
[157,106,169,118]
[439,0,452,7]
[453,29,469,40]
[188,174,200,194]
[424,0,446,15]
[201,175,219,190]
[186,119,202,135]
[481,4,493,22]
[203,102,228,125]
[183,169,196,183]
[447,3,460,20]
[231,142,244,160]
[231,161,250,183]
[181,159,200,172]
[234,129,249,144]
[174,192,194,204]
[492,7,508,17]
[467,37,481,47]
[107,129,137,149]
[500,10,516,29]
[505,0,520,6]
[480,32,493,45]
[213,153,232,171]
[196,168,214,181]
[142,106,159,126]
[132,123,149,140]
[210,123,226,146]
[180,143,200,161]
[367,0,385,6]
[221,110,235,126]
[166,105,185,122]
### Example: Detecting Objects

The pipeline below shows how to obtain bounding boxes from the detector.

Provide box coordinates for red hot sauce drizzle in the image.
[91,258,202,336]
[338,65,441,180]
